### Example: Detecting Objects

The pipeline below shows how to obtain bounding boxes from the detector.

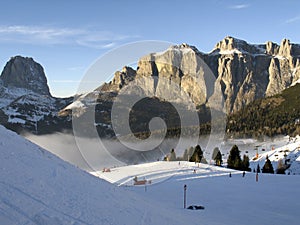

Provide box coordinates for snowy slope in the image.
[94,161,237,186]
[2,123,300,225]
[0,82,72,134]
[96,161,300,225]
[250,136,300,174]
[0,125,193,225]
[0,85,35,108]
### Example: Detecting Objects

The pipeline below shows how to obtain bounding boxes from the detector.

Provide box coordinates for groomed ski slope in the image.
[0,125,192,225]
[96,161,300,225]
[1,123,300,225]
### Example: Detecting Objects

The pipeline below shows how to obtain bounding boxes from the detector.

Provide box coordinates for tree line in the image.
[164,144,280,174]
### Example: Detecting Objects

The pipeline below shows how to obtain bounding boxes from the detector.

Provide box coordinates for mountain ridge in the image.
[1,36,300,137]
[93,36,300,113]
[58,36,300,138]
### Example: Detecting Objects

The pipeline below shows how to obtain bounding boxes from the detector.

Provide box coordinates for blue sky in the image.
[0,0,299,97]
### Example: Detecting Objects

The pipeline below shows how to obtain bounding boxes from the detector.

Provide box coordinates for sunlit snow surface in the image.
[1,124,300,225]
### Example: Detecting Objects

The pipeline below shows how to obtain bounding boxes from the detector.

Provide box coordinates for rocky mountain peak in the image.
[278,38,292,57]
[265,41,279,55]
[215,36,247,51]
[101,66,136,92]
[168,43,201,54]
[277,38,300,57]
[213,36,265,54]
[0,56,51,96]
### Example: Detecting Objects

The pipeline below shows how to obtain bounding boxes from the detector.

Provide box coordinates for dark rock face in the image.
[0,56,51,96]
[0,56,73,135]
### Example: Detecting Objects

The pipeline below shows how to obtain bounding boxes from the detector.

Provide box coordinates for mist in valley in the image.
[23,131,290,173]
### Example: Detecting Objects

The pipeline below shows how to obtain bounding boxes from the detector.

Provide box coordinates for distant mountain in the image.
[60,37,300,138]
[0,56,72,134]
[92,37,300,113]
[1,56,51,95]
[2,37,300,137]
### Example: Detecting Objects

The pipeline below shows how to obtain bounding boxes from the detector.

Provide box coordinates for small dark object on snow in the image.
[187,205,205,210]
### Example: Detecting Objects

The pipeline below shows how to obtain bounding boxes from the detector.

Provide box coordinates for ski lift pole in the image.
[183,184,187,209]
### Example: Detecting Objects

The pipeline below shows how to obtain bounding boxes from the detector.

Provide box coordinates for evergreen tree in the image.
[169,148,177,161]
[215,151,223,166]
[182,149,188,161]
[187,147,194,161]
[242,155,251,171]
[201,157,208,164]
[276,159,286,174]
[212,147,220,160]
[189,145,203,163]
[262,155,274,174]
[227,145,242,170]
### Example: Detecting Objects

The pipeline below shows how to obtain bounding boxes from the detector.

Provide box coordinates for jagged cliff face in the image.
[0,56,51,96]
[0,56,72,134]
[209,37,300,112]
[103,37,300,113]
[135,44,212,105]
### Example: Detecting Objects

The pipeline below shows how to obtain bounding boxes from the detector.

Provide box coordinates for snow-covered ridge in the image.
[0,85,36,108]
[0,80,72,134]
[0,85,54,125]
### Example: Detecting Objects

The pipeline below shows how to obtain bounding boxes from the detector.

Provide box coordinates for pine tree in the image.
[262,155,274,174]
[201,157,208,164]
[187,147,194,161]
[189,145,203,163]
[242,155,250,171]
[276,159,286,174]
[182,149,188,161]
[227,145,242,170]
[212,147,220,160]
[215,151,223,166]
[169,148,177,161]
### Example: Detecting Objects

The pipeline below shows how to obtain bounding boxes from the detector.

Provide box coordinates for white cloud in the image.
[285,16,300,24]
[0,25,139,49]
[229,4,250,9]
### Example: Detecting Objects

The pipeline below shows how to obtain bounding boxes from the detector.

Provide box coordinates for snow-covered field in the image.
[1,124,300,225]
[95,161,300,225]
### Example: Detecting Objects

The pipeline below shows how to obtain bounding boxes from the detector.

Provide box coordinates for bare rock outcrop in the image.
[0,56,51,96]
[98,37,300,113]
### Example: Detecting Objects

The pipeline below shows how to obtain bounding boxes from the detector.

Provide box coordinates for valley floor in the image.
[95,161,300,225]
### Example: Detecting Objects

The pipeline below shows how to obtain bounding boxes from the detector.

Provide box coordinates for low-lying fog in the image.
[24,132,290,172]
